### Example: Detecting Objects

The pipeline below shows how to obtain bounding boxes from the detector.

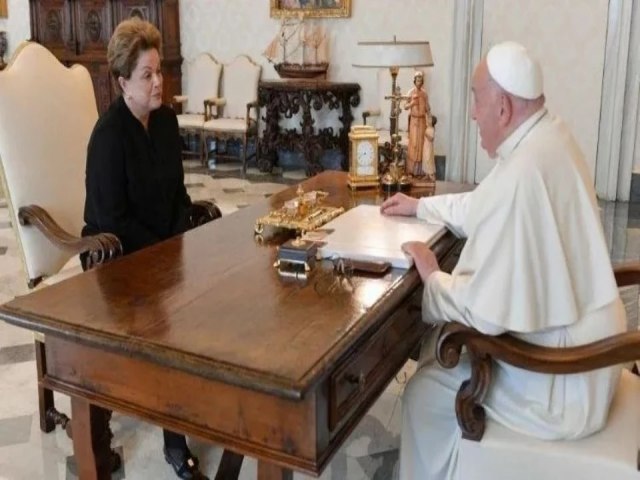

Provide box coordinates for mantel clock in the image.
[347,125,379,189]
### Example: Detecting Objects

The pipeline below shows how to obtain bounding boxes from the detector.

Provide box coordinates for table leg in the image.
[257,461,293,480]
[215,449,244,480]
[70,397,113,480]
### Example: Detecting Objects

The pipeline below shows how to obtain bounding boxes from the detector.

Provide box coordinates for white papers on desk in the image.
[315,204,445,269]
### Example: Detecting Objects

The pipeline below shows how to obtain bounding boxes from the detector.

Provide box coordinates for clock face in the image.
[356,141,375,176]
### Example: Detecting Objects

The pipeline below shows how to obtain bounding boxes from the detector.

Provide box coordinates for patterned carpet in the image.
[0,163,413,480]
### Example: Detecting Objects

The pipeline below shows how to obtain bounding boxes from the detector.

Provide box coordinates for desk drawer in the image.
[328,290,422,430]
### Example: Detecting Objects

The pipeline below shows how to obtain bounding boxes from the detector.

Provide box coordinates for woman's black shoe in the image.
[163,447,209,480]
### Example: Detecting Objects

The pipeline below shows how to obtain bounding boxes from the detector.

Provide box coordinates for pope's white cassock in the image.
[399,107,626,480]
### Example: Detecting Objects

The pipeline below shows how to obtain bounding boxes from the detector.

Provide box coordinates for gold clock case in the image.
[348,126,380,190]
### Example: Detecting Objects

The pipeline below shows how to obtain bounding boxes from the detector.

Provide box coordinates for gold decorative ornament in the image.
[347,125,380,190]
[255,185,344,235]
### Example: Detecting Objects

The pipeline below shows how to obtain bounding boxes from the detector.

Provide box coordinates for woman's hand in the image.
[402,241,440,282]
[380,193,419,217]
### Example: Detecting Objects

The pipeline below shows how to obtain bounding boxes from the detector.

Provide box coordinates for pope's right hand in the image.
[380,193,418,217]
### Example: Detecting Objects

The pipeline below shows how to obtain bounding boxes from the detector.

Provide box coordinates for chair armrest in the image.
[170,95,188,114]
[362,108,381,125]
[435,321,640,442]
[18,205,122,272]
[614,261,640,287]
[190,200,222,227]
[203,97,226,121]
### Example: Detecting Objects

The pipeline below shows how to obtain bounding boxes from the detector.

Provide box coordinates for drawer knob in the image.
[345,372,366,391]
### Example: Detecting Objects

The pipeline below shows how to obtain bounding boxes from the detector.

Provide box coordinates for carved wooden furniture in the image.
[437,263,640,479]
[172,53,222,164]
[258,80,361,176]
[202,55,261,175]
[29,0,182,115]
[0,42,122,436]
[0,172,471,479]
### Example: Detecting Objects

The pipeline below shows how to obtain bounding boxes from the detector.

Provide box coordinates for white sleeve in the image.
[422,271,507,335]
[416,192,470,238]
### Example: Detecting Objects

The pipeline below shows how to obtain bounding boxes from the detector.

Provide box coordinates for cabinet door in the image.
[114,0,158,24]
[84,61,113,115]
[73,0,112,58]
[30,0,74,59]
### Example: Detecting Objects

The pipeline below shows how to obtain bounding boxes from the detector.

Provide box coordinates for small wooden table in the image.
[0,172,469,479]
[258,80,360,175]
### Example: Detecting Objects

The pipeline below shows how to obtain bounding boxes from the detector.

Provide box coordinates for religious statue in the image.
[404,71,435,182]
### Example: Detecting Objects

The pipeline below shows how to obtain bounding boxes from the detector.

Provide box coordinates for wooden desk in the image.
[0,172,468,479]
[258,81,360,175]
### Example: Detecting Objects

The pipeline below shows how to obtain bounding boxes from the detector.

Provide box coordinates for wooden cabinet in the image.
[30,0,182,114]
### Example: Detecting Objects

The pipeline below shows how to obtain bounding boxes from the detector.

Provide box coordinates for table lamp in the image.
[353,37,433,191]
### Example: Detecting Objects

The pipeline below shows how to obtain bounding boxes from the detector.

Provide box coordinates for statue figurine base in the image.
[410,174,436,192]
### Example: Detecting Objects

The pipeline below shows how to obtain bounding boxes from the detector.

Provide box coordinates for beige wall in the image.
[474,0,609,182]
[0,0,31,60]
[180,0,454,157]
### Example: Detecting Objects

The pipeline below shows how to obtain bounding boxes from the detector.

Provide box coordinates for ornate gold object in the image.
[255,185,344,235]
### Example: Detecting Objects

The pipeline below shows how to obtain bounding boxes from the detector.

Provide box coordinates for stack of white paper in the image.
[315,204,445,269]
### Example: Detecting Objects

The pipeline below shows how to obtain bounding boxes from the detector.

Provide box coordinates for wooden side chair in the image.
[202,55,261,176]
[0,42,222,442]
[0,42,121,434]
[173,53,222,165]
[436,261,640,479]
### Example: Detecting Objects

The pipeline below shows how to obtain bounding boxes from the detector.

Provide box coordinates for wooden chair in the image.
[0,42,221,441]
[172,53,222,165]
[436,261,640,479]
[202,55,261,176]
[0,42,121,435]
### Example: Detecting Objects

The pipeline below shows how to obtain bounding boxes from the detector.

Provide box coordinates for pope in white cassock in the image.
[381,41,626,480]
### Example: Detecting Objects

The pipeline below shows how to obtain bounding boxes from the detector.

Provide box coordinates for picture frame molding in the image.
[270,0,351,19]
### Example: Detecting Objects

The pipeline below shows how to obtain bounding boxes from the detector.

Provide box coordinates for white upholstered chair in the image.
[173,53,222,164]
[202,55,261,176]
[436,262,640,479]
[0,42,122,433]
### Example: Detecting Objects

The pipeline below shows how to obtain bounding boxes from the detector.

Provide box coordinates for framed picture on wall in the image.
[270,0,351,19]
[0,0,7,19]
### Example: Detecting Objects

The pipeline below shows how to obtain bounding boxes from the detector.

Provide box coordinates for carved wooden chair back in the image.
[437,262,640,479]
[175,53,222,164]
[219,54,261,121]
[183,53,222,115]
[0,42,98,286]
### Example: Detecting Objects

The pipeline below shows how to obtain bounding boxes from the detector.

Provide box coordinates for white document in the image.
[315,204,445,269]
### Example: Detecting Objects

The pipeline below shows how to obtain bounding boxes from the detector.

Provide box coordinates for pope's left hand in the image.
[401,241,440,282]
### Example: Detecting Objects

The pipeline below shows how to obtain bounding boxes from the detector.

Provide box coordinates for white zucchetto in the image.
[487,41,543,100]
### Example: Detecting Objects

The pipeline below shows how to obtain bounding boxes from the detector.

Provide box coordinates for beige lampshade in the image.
[353,38,434,68]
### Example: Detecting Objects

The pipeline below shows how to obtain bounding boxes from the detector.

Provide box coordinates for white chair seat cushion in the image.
[458,369,640,480]
[377,129,409,147]
[177,113,204,129]
[203,118,247,133]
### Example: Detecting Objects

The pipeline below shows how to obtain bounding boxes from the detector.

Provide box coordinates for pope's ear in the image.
[499,93,513,126]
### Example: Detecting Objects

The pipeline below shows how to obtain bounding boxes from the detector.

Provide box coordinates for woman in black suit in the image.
[82,17,211,480]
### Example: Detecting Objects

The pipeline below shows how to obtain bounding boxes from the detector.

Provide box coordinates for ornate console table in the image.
[258,80,360,175]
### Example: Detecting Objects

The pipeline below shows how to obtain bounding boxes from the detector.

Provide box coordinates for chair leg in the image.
[242,133,248,177]
[201,132,208,167]
[36,339,71,433]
